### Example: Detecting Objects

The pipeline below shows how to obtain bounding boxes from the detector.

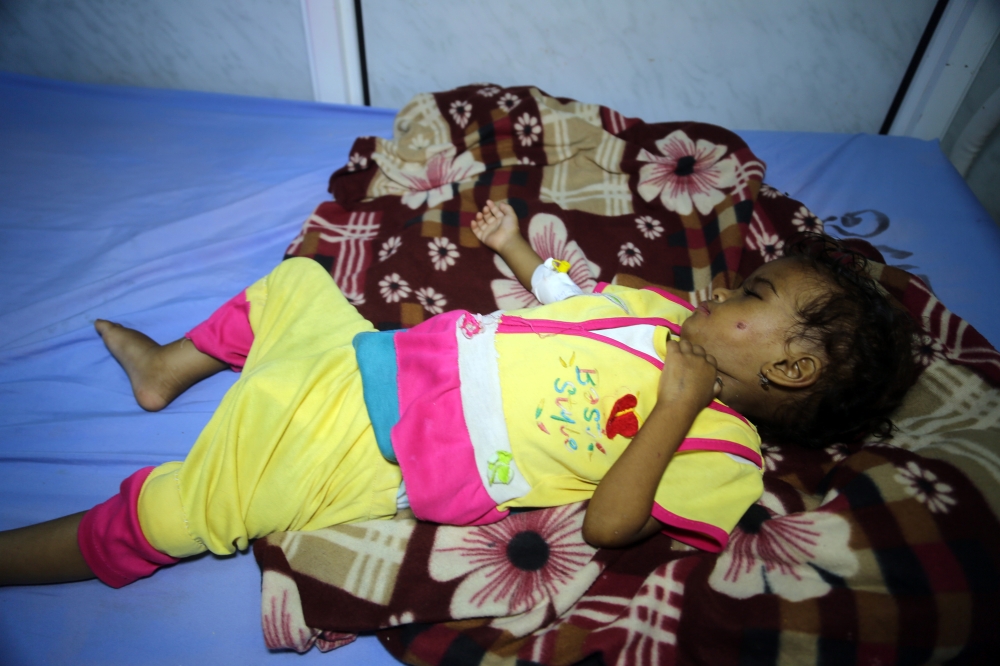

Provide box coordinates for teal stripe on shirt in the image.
[352,330,400,463]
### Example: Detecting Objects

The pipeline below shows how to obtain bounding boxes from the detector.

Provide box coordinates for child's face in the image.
[680,257,827,418]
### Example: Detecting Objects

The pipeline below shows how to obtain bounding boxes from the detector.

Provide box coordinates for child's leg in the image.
[96,321,228,411]
[94,279,270,413]
[134,260,401,560]
[65,260,399,589]
[0,466,179,588]
[0,512,93,585]
[35,259,398,589]
[2,302,250,584]
[97,287,259,411]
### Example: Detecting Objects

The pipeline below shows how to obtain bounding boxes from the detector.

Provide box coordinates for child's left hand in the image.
[471,199,520,253]
[658,339,721,411]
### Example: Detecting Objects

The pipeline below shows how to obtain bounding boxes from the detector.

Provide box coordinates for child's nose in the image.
[713,287,733,302]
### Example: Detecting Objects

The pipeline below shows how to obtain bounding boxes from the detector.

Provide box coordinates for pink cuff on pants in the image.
[185,290,254,371]
[78,467,180,588]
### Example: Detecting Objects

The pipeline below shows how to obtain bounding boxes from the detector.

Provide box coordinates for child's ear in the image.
[764,354,822,390]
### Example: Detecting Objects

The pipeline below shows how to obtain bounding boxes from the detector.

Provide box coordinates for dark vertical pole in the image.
[354,0,371,106]
[880,0,951,134]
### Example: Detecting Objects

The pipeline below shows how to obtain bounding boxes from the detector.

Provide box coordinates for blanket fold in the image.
[260,85,1000,665]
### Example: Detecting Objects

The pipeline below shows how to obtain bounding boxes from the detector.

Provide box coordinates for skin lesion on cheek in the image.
[736,321,747,330]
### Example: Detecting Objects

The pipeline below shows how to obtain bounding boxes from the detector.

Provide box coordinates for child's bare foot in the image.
[95,320,226,411]
[472,199,520,252]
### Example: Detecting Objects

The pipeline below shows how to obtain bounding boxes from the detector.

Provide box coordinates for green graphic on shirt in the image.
[487,451,514,485]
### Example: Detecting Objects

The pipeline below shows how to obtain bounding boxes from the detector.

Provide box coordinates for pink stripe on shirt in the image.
[651,503,731,552]
[640,286,696,311]
[679,438,763,468]
[708,401,754,428]
[499,316,680,337]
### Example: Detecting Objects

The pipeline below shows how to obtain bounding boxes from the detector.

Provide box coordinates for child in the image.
[0,201,917,588]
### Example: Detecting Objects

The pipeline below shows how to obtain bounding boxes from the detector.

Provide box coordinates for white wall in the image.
[0,0,940,134]
[0,0,313,100]
[889,0,1000,141]
[941,0,1000,224]
[955,36,1000,223]
[360,0,937,132]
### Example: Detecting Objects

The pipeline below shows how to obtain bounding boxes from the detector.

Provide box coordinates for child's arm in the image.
[583,339,721,549]
[471,200,541,291]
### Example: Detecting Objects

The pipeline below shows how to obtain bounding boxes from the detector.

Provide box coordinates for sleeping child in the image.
[0,200,917,588]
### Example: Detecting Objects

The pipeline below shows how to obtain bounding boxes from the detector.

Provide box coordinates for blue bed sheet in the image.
[740,129,1000,345]
[1,72,997,666]
[0,72,397,666]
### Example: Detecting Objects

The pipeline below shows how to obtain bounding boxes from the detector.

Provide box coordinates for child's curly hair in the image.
[756,234,920,448]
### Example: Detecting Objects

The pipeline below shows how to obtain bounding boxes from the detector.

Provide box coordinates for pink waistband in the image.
[392,310,509,526]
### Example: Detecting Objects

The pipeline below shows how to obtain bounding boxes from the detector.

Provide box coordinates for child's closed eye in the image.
[742,284,761,299]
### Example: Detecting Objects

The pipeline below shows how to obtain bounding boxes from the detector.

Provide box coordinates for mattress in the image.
[1,71,997,665]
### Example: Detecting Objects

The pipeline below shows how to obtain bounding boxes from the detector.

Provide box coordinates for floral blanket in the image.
[283,84,766,323]
[255,85,1000,664]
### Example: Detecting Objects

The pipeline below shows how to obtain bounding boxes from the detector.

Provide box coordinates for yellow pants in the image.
[137,258,402,558]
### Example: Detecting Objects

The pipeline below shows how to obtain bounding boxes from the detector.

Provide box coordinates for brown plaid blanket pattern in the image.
[284,84,762,325]
[260,85,1000,664]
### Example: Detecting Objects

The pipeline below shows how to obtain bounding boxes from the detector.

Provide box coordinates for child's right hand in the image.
[658,339,721,411]
[585,338,720,549]
[472,199,521,253]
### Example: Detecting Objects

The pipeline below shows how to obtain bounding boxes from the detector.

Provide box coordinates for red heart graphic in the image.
[606,394,639,439]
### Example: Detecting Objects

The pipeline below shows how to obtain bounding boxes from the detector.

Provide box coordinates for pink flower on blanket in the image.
[792,205,825,234]
[895,460,957,514]
[379,273,412,303]
[514,113,542,146]
[754,230,784,261]
[490,213,600,310]
[415,286,447,314]
[346,152,368,172]
[636,130,738,216]
[760,443,784,472]
[449,100,473,128]
[825,442,851,463]
[618,242,643,267]
[635,215,664,239]
[746,213,785,261]
[381,146,485,210]
[497,92,521,112]
[708,497,859,602]
[914,333,945,367]
[261,571,354,653]
[428,236,459,271]
[379,235,402,262]
[428,504,601,637]
[759,183,783,198]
